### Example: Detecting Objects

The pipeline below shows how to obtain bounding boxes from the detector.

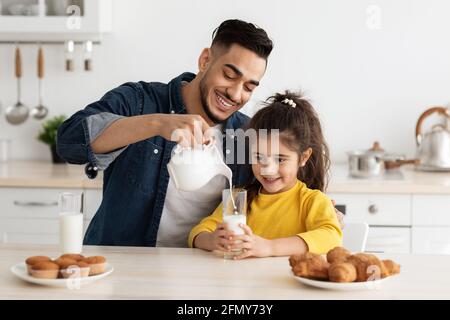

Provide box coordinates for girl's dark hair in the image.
[211,19,273,60]
[244,91,330,211]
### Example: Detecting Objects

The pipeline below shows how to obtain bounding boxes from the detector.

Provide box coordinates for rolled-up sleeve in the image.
[84,112,126,170]
[57,82,142,171]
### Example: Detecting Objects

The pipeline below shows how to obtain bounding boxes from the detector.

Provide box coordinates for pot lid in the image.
[366,141,385,155]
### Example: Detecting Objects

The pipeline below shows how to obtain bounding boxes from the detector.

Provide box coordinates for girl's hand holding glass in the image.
[229,224,272,259]
[210,223,236,252]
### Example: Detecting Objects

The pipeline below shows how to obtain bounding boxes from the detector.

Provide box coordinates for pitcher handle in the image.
[415,106,449,145]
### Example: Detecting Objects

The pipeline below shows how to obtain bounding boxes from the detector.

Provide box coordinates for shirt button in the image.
[170,110,175,114]
[225,149,231,154]
[153,149,159,154]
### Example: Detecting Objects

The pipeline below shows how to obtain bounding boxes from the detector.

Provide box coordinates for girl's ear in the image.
[300,148,313,167]
[198,48,212,72]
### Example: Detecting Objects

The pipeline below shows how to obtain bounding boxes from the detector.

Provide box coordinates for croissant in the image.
[290,247,401,283]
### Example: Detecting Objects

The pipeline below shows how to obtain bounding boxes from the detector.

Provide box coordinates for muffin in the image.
[58,254,85,261]
[54,257,78,268]
[29,261,60,279]
[25,256,52,275]
[82,256,106,276]
[55,259,90,279]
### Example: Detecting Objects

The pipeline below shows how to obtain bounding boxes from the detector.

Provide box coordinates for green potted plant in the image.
[37,115,67,163]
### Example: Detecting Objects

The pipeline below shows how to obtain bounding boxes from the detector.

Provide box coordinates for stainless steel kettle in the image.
[415,106,450,170]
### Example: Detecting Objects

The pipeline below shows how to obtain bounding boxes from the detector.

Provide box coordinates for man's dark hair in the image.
[211,19,273,60]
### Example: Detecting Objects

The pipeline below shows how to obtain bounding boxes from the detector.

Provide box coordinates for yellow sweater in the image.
[188,180,342,254]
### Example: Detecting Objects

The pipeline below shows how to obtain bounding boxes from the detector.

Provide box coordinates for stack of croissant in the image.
[289,247,400,283]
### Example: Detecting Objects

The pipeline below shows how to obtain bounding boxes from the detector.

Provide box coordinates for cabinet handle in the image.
[368,204,378,214]
[13,201,58,207]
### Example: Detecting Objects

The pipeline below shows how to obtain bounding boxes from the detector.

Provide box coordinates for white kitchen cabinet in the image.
[365,227,411,254]
[328,193,412,226]
[83,188,102,235]
[0,0,112,41]
[412,195,450,226]
[412,227,450,255]
[0,187,101,245]
[328,193,412,253]
[411,195,450,254]
[329,191,450,254]
[83,189,102,221]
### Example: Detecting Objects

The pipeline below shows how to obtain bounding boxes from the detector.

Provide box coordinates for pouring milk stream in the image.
[167,141,245,239]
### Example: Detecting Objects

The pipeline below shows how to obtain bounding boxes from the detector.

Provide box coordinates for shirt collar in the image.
[168,72,196,114]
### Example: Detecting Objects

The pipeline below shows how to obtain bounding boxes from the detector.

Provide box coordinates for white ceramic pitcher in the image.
[167,142,232,191]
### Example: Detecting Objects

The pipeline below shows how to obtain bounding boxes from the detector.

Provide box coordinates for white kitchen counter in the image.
[1,244,449,300]
[1,161,450,194]
[0,161,101,189]
[328,164,450,194]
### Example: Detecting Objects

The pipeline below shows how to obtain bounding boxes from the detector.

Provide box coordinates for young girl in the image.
[188,91,342,259]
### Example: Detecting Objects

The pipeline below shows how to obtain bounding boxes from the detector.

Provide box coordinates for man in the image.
[57,19,343,247]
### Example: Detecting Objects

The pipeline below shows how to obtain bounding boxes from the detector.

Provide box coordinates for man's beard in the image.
[199,77,234,125]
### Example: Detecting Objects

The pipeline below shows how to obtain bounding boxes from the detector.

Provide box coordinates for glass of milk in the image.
[59,192,83,254]
[222,188,247,259]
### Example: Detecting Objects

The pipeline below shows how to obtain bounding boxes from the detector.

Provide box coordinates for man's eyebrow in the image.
[224,64,260,86]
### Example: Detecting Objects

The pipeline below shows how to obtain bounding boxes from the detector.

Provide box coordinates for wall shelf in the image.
[0,0,112,42]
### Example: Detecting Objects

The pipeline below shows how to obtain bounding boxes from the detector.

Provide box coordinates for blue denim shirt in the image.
[56,72,252,246]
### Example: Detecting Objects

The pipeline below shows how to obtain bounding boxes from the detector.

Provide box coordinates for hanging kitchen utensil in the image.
[83,40,93,71]
[5,46,29,125]
[31,46,48,120]
[415,106,450,171]
[65,40,74,71]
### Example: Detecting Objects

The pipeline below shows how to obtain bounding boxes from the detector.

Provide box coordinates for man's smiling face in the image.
[198,44,267,123]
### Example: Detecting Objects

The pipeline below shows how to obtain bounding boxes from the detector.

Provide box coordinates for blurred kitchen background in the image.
[0,0,449,161]
[0,0,449,254]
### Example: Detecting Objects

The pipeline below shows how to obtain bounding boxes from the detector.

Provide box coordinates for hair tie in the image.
[282,98,296,108]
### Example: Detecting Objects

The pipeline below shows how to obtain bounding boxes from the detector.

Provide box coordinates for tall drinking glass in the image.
[59,192,83,254]
[222,189,247,259]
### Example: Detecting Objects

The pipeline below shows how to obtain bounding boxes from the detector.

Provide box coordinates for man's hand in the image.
[229,224,272,259]
[332,199,345,229]
[156,114,211,147]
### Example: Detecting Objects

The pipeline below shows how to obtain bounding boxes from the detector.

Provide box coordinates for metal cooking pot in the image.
[347,142,404,178]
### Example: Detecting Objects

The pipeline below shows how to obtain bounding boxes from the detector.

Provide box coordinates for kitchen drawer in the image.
[0,187,92,245]
[365,227,411,254]
[412,227,450,254]
[0,187,82,219]
[2,232,58,245]
[0,217,90,244]
[328,193,412,226]
[412,195,450,226]
[0,218,59,234]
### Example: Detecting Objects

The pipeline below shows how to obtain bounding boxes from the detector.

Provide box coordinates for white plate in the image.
[10,262,114,287]
[292,272,391,291]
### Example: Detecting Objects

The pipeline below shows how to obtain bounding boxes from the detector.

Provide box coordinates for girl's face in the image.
[251,135,312,194]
